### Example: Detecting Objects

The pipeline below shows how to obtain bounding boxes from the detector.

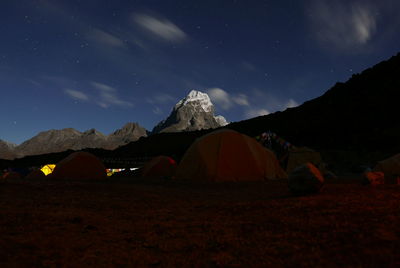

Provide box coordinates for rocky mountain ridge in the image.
[0,123,147,160]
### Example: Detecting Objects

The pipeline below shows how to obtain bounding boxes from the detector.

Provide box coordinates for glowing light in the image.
[40,164,56,176]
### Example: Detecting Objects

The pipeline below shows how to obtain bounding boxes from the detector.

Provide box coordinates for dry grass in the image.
[1,177,399,267]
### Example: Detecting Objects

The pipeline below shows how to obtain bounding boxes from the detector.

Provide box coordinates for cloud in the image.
[237,88,297,120]
[241,89,299,117]
[207,88,249,110]
[99,92,133,108]
[86,28,126,48]
[42,75,72,86]
[232,94,250,106]
[133,13,187,42]
[245,108,270,118]
[285,99,299,109]
[97,102,108,109]
[146,93,176,116]
[242,61,256,71]
[207,88,232,110]
[308,0,377,51]
[91,81,115,92]
[24,78,42,87]
[91,82,133,108]
[64,89,89,101]
[152,107,163,115]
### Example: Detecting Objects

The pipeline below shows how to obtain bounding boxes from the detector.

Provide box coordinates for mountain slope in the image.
[0,140,17,160]
[15,128,83,157]
[108,122,148,147]
[8,122,148,159]
[228,52,400,153]
[152,90,228,133]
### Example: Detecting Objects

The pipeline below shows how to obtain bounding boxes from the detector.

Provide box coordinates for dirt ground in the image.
[1,177,399,267]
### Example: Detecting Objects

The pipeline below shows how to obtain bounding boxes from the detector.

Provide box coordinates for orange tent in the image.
[51,152,107,180]
[141,155,177,179]
[174,129,287,182]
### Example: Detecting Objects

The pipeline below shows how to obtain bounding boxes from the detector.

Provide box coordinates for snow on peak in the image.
[175,90,213,112]
[187,89,207,99]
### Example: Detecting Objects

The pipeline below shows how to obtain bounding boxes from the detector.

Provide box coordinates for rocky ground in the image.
[1,177,399,267]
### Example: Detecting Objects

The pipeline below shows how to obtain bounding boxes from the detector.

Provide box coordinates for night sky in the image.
[1,0,399,144]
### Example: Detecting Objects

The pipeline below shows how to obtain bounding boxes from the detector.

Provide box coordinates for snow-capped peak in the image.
[175,90,213,112]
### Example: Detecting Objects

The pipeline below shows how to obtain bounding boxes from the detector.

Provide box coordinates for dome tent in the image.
[288,163,325,195]
[141,155,177,179]
[51,152,107,180]
[175,129,287,182]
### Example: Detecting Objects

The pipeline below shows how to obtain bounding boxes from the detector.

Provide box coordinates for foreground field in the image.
[1,178,399,267]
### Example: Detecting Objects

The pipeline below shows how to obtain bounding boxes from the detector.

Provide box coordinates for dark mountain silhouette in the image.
[229,52,400,153]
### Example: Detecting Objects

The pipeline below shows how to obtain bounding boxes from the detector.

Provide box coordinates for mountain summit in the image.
[152,90,228,133]
[108,122,148,145]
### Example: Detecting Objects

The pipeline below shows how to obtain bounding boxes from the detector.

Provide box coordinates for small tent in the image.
[285,147,323,174]
[41,164,56,176]
[174,129,287,182]
[288,162,325,195]
[141,155,177,179]
[373,154,400,183]
[51,152,107,180]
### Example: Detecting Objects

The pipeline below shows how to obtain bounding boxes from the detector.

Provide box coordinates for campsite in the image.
[2,74,400,267]
[1,59,400,265]
[1,128,400,266]
[2,1,400,266]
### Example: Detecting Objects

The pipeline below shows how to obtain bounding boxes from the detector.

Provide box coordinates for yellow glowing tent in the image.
[41,164,56,176]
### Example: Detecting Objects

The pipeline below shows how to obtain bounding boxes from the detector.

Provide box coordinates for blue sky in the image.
[1,0,399,144]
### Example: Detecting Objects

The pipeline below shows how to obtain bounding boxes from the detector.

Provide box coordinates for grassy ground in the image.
[1,177,399,267]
